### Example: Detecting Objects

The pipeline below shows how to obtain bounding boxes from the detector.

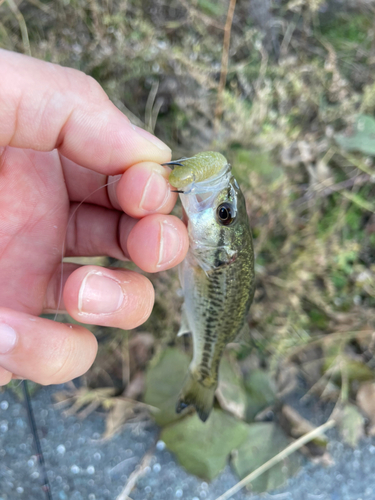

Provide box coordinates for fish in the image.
[164,151,255,422]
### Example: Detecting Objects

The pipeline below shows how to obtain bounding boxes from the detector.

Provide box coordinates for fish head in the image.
[180,174,249,271]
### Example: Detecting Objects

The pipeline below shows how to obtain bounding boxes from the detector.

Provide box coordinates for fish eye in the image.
[217,202,235,225]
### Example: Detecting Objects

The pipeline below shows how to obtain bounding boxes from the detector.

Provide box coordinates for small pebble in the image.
[0,421,8,432]
[175,489,183,498]
[16,487,24,494]
[71,465,80,474]
[153,463,161,473]
[57,445,66,455]
[156,440,166,451]
[93,452,101,461]
[16,418,25,428]
[88,495,96,500]
[145,486,151,494]
[0,401,9,410]
[86,466,95,475]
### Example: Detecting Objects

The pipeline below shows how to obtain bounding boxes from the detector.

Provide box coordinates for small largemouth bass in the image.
[165,151,255,422]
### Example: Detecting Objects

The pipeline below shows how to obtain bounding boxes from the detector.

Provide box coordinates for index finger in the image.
[0,49,171,174]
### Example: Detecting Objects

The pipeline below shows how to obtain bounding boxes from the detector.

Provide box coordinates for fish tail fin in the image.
[176,371,216,422]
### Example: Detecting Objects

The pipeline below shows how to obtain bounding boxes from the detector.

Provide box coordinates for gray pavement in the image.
[1,385,375,500]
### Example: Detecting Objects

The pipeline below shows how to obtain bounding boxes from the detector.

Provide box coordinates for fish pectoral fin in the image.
[176,371,216,422]
[177,327,191,337]
[193,246,238,273]
[177,304,191,337]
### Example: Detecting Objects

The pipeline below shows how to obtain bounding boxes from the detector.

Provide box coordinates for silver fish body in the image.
[168,152,255,422]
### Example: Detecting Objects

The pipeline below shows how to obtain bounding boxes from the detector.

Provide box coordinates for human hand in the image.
[0,49,189,386]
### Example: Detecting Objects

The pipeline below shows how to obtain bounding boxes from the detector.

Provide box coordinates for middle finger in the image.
[64,204,189,271]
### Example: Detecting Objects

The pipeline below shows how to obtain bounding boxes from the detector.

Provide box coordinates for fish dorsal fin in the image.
[177,304,191,337]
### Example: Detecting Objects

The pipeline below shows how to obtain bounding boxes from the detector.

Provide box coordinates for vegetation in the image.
[2,0,375,494]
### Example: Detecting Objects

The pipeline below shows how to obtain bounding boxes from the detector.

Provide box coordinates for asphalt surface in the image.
[1,385,375,500]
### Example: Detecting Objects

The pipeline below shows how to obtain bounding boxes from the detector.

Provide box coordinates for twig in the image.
[25,0,50,13]
[145,81,159,133]
[340,190,375,213]
[116,449,153,500]
[280,20,297,57]
[215,419,336,500]
[6,0,31,56]
[293,173,374,209]
[179,0,224,30]
[214,0,237,129]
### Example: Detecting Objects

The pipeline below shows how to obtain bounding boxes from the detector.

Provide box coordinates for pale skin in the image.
[0,49,189,386]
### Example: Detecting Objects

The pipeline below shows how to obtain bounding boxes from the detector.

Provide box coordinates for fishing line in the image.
[54,176,120,321]
[22,380,53,500]
[24,175,120,500]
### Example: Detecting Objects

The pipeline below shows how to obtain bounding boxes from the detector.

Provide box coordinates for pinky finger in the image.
[0,308,98,385]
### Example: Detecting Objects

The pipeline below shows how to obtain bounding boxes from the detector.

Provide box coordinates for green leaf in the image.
[143,347,190,426]
[334,115,375,155]
[197,0,225,17]
[335,404,364,448]
[323,355,374,384]
[244,370,277,421]
[216,356,248,419]
[232,422,301,493]
[161,409,249,480]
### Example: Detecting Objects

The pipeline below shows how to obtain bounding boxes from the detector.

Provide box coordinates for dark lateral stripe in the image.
[213,229,225,268]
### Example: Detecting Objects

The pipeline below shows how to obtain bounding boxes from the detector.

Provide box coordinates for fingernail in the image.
[131,124,171,152]
[157,221,182,268]
[0,324,17,354]
[140,171,169,212]
[78,272,125,315]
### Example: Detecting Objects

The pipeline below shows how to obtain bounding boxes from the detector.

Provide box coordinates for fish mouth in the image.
[180,164,232,196]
